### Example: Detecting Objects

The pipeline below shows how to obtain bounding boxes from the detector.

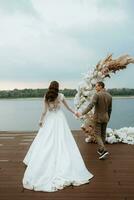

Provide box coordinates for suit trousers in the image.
[94,122,107,151]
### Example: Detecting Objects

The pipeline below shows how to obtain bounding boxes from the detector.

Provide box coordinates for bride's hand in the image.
[39,121,43,127]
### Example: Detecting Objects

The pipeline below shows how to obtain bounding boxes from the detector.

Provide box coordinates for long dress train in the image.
[22,93,93,192]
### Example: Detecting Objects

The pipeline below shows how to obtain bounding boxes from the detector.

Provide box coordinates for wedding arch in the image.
[74,54,134,144]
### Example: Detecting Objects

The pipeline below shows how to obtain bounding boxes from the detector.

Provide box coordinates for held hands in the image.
[70,108,82,118]
[72,110,82,119]
[75,112,82,118]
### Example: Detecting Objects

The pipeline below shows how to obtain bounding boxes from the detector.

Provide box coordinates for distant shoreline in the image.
[0,96,134,100]
[1,88,134,99]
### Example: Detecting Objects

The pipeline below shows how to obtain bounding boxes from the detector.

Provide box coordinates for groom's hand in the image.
[75,112,82,118]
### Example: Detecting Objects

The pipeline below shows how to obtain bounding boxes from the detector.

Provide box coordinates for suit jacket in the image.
[82,90,112,123]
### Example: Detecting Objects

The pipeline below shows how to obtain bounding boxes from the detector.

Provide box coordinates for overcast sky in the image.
[0,0,134,90]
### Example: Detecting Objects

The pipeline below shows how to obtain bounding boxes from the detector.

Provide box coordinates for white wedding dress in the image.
[22,93,93,192]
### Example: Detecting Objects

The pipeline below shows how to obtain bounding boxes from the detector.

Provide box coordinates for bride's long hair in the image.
[45,81,59,103]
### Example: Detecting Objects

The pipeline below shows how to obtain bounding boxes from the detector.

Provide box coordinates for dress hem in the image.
[23,175,93,192]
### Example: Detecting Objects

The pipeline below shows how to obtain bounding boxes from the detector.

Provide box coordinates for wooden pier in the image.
[0,131,134,200]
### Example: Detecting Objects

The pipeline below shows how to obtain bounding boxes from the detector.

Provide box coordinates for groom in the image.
[76,81,112,160]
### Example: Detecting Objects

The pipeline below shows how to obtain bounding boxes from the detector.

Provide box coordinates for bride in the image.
[22,81,93,192]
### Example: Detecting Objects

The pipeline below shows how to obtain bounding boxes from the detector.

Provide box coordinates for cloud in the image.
[0,0,134,89]
[0,0,35,15]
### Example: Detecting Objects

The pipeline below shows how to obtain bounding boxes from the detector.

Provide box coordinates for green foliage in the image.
[0,88,134,98]
[107,88,134,96]
[0,88,47,98]
[0,88,77,98]
[61,89,77,97]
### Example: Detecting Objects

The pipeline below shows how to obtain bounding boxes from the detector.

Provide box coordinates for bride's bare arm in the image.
[62,98,75,114]
[39,100,48,127]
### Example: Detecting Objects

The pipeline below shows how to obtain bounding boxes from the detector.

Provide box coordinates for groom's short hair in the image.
[97,81,105,88]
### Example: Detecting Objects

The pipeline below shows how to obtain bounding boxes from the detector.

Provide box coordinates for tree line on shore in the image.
[0,88,77,98]
[0,88,134,98]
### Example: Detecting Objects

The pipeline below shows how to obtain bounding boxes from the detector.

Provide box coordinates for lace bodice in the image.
[47,93,65,111]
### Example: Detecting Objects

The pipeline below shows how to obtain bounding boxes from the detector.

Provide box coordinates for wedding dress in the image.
[22,93,93,192]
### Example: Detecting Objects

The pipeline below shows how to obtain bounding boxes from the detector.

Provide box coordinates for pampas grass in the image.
[74,54,134,143]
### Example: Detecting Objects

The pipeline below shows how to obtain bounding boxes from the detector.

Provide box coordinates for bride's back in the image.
[47,93,64,111]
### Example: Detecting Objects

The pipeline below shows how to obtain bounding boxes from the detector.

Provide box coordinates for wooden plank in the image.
[0,131,134,200]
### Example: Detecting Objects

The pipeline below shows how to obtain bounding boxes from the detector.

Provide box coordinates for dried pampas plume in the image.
[97,54,134,75]
[74,54,134,143]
